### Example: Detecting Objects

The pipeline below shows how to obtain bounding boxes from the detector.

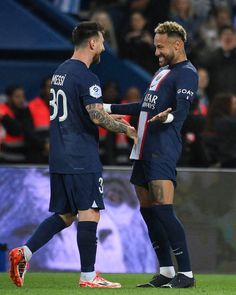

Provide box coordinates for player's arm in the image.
[149,70,198,124]
[86,103,137,144]
[148,100,191,123]
[103,102,141,116]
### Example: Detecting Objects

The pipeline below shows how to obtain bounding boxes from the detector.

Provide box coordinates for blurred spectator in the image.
[91,11,118,52]
[115,86,141,165]
[0,86,26,163]
[178,68,210,167]
[126,0,171,33]
[99,81,120,165]
[28,78,51,164]
[199,5,232,53]
[88,0,126,30]
[0,85,49,164]
[119,11,156,73]
[204,93,236,167]
[102,80,120,104]
[169,0,204,54]
[120,86,141,129]
[192,0,211,18]
[194,67,210,113]
[201,25,236,99]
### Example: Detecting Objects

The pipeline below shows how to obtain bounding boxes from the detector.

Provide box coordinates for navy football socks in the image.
[152,204,192,272]
[77,221,98,272]
[140,207,173,267]
[26,214,67,253]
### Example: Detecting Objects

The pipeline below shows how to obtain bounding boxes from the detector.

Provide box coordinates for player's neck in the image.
[171,53,187,66]
[71,51,93,68]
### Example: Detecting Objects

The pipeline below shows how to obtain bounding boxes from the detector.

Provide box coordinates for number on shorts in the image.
[98,177,104,194]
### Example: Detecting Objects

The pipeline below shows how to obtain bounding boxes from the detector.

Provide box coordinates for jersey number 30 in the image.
[50,89,68,122]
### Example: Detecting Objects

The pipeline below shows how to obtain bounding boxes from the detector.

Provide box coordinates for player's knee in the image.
[79,208,100,222]
[152,200,165,206]
[59,213,77,227]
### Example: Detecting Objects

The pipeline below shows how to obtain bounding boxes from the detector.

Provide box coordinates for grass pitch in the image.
[0,273,236,295]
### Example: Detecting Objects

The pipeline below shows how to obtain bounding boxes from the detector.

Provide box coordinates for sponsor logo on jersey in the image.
[177,88,194,97]
[89,84,102,99]
[142,94,158,110]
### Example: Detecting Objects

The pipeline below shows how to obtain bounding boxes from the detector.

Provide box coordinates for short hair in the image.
[154,21,187,43]
[5,85,24,97]
[72,21,104,48]
[219,25,235,37]
[40,77,51,89]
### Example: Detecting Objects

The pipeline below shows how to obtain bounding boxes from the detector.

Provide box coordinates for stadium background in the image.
[0,0,236,275]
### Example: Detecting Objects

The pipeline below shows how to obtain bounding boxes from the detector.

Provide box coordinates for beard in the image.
[92,53,101,65]
[158,51,174,67]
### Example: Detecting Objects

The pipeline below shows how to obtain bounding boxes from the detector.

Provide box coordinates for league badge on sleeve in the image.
[89,84,102,99]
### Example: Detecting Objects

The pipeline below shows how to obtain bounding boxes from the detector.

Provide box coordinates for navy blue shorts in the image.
[49,172,105,214]
[130,159,177,188]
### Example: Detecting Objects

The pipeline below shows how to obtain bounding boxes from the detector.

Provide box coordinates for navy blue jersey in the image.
[130,60,198,162]
[49,59,103,173]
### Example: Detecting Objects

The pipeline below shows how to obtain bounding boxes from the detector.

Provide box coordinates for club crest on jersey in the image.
[149,69,170,91]
[89,84,102,99]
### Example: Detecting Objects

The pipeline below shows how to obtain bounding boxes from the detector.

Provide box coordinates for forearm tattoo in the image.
[86,104,128,133]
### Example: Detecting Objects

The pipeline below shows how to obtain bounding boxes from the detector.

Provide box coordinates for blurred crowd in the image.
[1,0,236,168]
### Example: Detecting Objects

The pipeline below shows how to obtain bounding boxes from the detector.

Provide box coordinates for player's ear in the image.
[88,38,96,50]
[174,39,181,50]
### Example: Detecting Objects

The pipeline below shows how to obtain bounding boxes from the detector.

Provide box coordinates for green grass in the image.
[0,273,236,295]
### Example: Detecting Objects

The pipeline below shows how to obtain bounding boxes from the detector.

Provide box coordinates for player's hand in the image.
[126,126,138,144]
[148,108,172,123]
[110,114,130,126]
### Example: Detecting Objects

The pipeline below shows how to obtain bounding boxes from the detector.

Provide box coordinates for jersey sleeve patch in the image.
[89,84,102,99]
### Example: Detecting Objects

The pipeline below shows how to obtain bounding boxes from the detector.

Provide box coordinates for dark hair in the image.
[219,25,235,37]
[5,85,24,97]
[40,77,51,89]
[72,21,104,48]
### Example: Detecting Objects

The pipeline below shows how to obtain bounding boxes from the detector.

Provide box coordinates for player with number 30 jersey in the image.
[49,60,103,174]
[9,21,137,289]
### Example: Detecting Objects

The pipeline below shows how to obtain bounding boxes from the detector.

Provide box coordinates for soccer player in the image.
[104,21,198,288]
[9,21,137,288]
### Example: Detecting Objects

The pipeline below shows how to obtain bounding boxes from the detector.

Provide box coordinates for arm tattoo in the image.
[86,103,128,133]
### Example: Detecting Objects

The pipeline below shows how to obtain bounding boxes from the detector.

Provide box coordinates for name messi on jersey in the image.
[51,74,66,86]
[142,94,158,110]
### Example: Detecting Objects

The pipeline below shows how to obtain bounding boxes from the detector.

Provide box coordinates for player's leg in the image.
[9,213,76,287]
[9,173,76,287]
[77,208,99,284]
[135,185,175,288]
[149,179,195,288]
[73,173,120,288]
[130,161,174,287]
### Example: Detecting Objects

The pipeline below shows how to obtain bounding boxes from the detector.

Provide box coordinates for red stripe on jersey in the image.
[139,116,149,160]
[149,69,171,91]
[155,71,171,91]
